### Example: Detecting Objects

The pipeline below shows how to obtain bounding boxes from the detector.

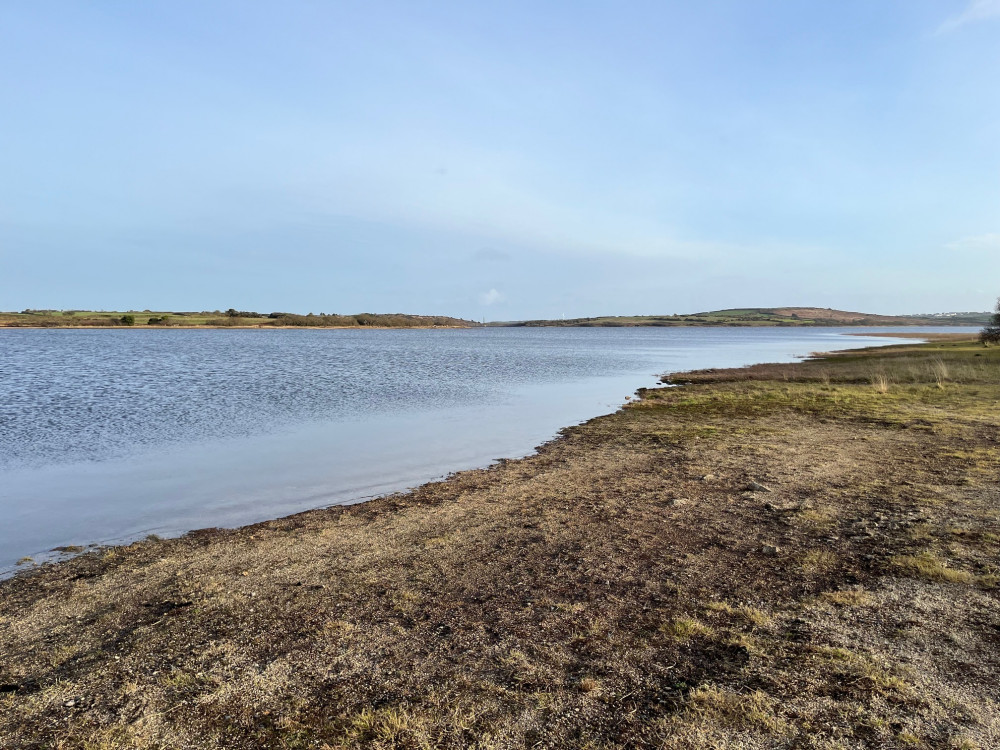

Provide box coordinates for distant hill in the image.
[496,307,991,328]
[2,307,989,330]
[0,310,482,329]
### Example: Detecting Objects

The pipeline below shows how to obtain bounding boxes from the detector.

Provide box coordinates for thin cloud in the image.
[944,233,1000,251]
[479,288,504,305]
[936,0,1000,34]
[472,247,510,262]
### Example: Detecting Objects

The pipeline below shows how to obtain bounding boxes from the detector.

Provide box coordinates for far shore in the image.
[0,324,476,330]
[2,335,997,747]
[3,305,988,331]
[0,324,981,332]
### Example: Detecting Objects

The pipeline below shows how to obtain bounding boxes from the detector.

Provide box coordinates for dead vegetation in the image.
[1,339,998,748]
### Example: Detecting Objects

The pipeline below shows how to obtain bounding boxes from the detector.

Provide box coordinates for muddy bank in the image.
[1,338,998,748]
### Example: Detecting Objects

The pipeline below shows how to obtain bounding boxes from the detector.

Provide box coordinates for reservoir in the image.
[0,326,975,572]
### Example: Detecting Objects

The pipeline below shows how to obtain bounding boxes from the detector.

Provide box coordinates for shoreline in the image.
[2,336,998,747]
[0,329,947,575]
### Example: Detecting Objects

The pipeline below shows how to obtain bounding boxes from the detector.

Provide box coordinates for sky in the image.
[1,1,998,319]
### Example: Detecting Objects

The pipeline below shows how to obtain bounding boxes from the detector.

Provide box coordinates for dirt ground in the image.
[1,340,998,749]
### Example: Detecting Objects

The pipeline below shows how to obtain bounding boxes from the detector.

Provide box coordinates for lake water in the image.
[0,326,975,572]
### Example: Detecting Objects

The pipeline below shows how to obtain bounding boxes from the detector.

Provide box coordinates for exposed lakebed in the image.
[0,326,975,571]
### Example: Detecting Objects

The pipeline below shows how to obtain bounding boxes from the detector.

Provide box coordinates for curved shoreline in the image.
[2,328,943,577]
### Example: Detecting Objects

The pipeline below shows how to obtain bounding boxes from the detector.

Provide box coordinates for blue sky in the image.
[1,1,998,319]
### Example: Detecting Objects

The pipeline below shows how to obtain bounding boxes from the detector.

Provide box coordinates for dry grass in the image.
[799,548,840,574]
[893,551,976,585]
[870,371,891,393]
[816,588,875,606]
[660,617,715,641]
[677,684,789,734]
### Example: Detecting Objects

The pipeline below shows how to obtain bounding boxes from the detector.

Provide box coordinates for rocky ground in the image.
[1,339,998,749]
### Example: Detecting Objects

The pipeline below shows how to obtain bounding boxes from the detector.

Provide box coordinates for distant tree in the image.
[981,298,1000,345]
[120,315,135,326]
[226,308,239,317]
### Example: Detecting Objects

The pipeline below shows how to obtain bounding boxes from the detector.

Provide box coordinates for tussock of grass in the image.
[800,548,839,573]
[893,552,975,585]
[700,601,774,628]
[680,685,789,735]
[705,600,735,614]
[810,646,912,696]
[797,507,837,527]
[346,705,429,744]
[870,372,891,394]
[734,605,773,628]
[661,617,715,641]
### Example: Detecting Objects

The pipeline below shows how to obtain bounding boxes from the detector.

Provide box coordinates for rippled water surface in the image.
[0,326,974,571]
[1,328,643,470]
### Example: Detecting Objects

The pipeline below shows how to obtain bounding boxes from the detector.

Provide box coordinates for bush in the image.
[120,315,135,326]
[980,298,1000,346]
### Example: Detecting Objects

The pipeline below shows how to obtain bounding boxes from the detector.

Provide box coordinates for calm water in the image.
[0,326,975,572]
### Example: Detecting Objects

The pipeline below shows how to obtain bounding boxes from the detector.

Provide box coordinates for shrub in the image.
[980,298,1000,345]
[120,315,135,326]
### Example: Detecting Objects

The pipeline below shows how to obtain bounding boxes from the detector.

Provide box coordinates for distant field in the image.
[0,310,481,329]
[495,307,990,327]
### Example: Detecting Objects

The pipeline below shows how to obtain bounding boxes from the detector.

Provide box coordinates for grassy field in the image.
[498,307,990,327]
[0,310,480,329]
[1,338,998,748]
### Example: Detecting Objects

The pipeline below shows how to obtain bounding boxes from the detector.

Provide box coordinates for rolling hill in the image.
[496,307,990,327]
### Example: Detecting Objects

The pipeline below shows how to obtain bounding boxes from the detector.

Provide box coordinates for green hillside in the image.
[0,309,481,329]
[496,307,990,327]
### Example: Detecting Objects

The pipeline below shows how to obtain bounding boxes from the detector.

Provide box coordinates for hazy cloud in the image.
[945,233,1000,251]
[936,0,1000,34]
[479,288,504,305]
[472,247,511,262]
